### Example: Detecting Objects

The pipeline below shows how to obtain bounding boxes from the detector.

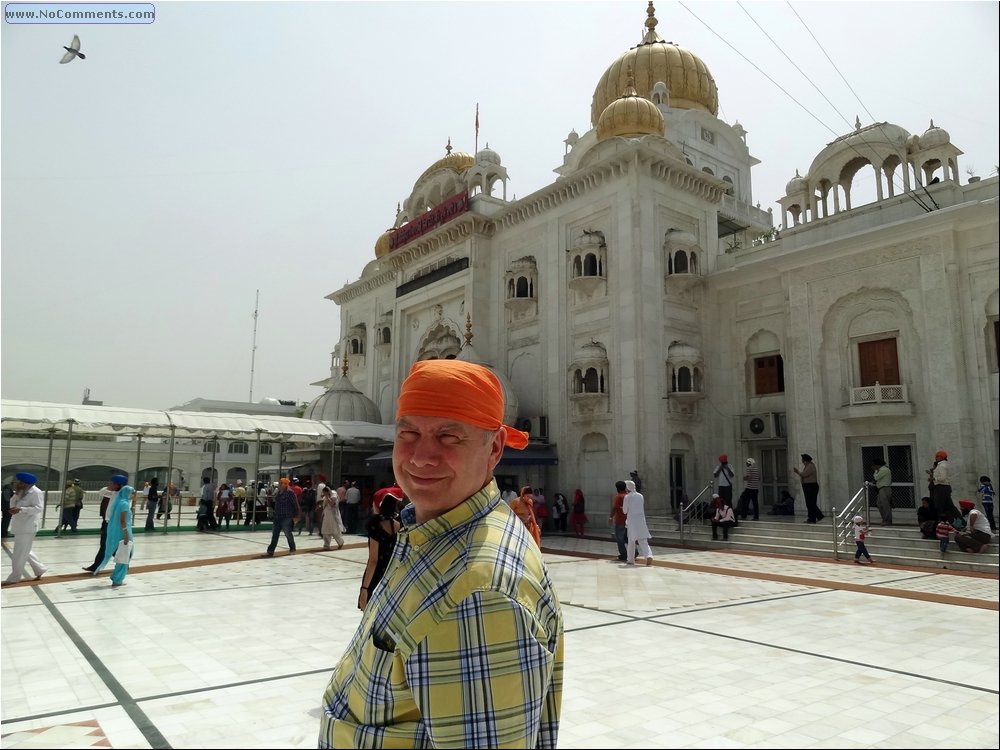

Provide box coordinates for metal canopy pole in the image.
[56,422,74,538]
[252,430,262,528]
[131,434,143,520]
[133,435,143,489]
[164,426,176,531]
[210,435,218,484]
[42,428,56,532]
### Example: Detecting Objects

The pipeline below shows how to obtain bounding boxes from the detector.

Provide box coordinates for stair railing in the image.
[678,482,714,544]
[831,485,868,560]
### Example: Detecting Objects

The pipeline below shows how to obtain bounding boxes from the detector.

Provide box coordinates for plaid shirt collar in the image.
[398,479,499,548]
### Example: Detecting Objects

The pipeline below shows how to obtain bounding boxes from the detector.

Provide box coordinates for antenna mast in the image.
[249,289,259,402]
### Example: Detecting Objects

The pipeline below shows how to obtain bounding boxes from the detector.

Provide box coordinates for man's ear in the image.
[487,429,507,472]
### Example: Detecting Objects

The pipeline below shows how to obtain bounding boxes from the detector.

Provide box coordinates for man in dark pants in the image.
[1,481,13,539]
[713,454,735,509]
[261,477,300,557]
[82,485,114,572]
[609,480,629,561]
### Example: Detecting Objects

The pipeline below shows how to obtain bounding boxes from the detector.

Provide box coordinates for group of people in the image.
[608,479,654,565]
[711,453,824,524]
[500,486,588,537]
[3,471,136,588]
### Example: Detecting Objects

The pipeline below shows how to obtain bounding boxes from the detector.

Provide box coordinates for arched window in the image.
[203,441,220,453]
[583,254,600,276]
[676,366,692,392]
[259,443,273,455]
[507,278,516,298]
[572,256,583,278]
[673,250,688,274]
[380,327,391,345]
[722,175,735,196]
[515,276,532,298]
[228,441,249,455]
[702,166,715,176]
[690,252,698,274]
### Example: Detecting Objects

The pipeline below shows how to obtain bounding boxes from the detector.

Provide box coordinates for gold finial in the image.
[622,64,638,98]
[929,118,935,128]
[642,1,663,44]
[341,349,349,377]
[396,201,401,212]
[445,137,453,155]
[855,115,862,132]
[463,313,473,346]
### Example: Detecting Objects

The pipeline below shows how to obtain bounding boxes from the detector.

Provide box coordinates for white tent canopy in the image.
[0,399,338,443]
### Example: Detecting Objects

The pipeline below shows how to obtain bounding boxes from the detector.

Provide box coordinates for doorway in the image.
[757,447,789,510]
[668,453,685,511]
[860,443,916,512]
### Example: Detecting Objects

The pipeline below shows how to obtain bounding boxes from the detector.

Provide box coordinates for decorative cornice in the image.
[328,215,495,305]
[328,267,397,305]
[384,214,496,268]
[497,142,725,229]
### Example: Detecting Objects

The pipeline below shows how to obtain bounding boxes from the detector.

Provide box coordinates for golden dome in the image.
[596,66,664,141]
[591,2,718,127]
[417,138,475,183]
[374,227,397,258]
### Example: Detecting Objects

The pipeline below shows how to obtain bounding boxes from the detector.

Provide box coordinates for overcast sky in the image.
[2,1,997,411]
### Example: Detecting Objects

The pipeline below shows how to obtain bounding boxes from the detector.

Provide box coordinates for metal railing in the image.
[678,482,714,544]
[831,485,868,560]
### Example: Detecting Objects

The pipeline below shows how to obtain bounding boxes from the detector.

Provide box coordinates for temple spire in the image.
[641,1,663,44]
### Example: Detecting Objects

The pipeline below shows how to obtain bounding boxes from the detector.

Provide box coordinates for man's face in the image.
[393,415,505,523]
[13,480,28,492]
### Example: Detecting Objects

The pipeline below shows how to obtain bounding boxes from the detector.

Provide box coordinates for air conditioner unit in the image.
[516,416,549,442]
[741,413,778,440]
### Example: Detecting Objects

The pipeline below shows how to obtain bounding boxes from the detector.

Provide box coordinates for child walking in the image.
[936,515,958,553]
[977,476,995,532]
[852,515,874,564]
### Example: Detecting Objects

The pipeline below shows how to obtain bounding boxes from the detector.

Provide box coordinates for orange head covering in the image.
[396,360,528,450]
[935,450,948,460]
[279,477,290,487]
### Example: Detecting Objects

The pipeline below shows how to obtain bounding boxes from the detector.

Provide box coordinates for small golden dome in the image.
[418,138,475,183]
[374,227,396,258]
[591,2,718,126]
[596,66,664,141]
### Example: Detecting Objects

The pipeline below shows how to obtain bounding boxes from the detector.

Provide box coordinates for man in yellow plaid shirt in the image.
[320,360,564,748]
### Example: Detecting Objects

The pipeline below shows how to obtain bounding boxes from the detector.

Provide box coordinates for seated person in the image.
[770,490,795,516]
[955,501,992,554]
[917,496,938,539]
[711,495,737,541]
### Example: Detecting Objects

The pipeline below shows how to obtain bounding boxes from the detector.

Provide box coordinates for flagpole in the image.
[474,102,479,156]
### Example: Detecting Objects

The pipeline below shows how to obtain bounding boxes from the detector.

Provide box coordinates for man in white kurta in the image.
[3,472,48,585]
[622,480,653,566]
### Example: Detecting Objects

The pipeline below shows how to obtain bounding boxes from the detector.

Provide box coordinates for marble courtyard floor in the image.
[2,528,997,748]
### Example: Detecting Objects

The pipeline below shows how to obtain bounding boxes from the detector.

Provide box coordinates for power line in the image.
[784,2,936,212]
[678,1,933,214]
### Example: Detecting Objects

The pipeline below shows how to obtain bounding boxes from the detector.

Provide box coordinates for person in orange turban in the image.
[393,359,528,523]
[392,359,528,523]
[321,357,564,749]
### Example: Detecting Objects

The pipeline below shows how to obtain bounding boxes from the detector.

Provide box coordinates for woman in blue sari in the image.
[93,474,134,587]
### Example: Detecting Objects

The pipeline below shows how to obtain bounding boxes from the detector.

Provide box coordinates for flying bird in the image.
[59,35,86,64]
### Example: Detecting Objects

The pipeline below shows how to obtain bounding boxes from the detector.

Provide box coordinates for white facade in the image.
[322,6,999,517]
